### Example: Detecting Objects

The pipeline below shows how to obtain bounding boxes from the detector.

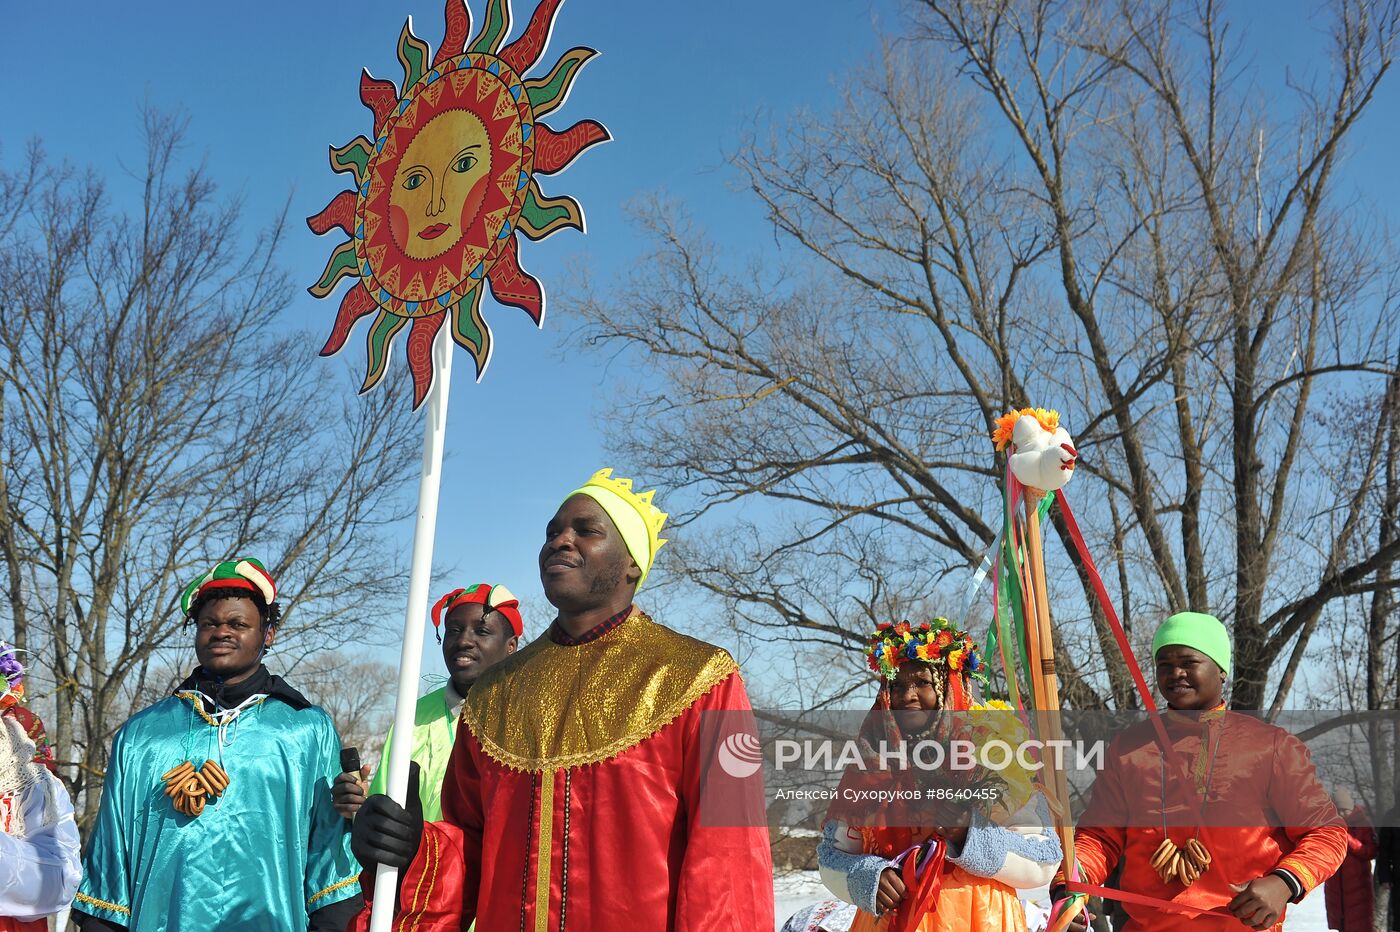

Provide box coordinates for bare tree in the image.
[0,111,420,824]
[571,0,1400,712]
[294,654,397,766]
[1311,361,1400,816]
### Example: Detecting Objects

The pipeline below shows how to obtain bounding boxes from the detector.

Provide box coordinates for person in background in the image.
[1378,798,1400,932]
[1321,788,1376,932]
[332,583,521,823]
[0,642,81,932]
[818,618,1061,931]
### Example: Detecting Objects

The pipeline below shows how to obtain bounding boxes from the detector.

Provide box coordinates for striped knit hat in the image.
[430,583,523,637]
[180,558,277,617]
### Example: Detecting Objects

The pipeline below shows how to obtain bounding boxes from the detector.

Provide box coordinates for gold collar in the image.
[462,609,738,771]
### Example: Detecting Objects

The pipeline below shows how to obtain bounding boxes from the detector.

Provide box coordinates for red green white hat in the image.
[180,558,277,616]
[431,583,523,637]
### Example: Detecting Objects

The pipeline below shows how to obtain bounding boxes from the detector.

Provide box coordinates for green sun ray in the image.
[362,310,408,392]
[525,48,596,117]
[449,285,491,376]
[330,136,374,185]
[309,240,359,297]
[517,180,584,240]
[398,20,431,90]
[467,0,511,55]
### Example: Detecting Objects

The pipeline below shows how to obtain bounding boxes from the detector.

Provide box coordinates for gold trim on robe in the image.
[462,610,739,771]
[533,770,555,932]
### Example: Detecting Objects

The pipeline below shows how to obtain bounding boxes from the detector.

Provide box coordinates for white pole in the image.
[368,324,453,932]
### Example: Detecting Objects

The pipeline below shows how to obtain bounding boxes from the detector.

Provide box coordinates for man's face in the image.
[441,601,517,693]
[194,596,271,680]
[1154,645,1224,711]
[539,495,639,611]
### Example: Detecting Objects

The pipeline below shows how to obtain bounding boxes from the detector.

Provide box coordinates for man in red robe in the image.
[352,468,774,930]
[1056,612,1347,931]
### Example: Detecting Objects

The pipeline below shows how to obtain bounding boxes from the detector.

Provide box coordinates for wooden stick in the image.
[1015,502,1045,707]
[1023,486,1080,924]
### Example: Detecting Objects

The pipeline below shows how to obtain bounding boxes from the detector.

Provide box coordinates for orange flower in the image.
[991,407,1061,451]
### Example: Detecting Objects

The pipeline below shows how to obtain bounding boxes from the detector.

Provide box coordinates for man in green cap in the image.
[1150,611,1233,712]
[1056,611,1346,931]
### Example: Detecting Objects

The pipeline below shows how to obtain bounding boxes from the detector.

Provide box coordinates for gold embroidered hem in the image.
[462,610,739,771]
[74,892,131,916]
[307,874,360,907]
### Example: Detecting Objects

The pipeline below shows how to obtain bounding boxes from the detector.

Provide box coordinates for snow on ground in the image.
[773,870,1330,931]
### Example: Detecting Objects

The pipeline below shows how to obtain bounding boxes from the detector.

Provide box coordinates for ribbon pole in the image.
[368,329,453,932]
[1020,483,1082,931]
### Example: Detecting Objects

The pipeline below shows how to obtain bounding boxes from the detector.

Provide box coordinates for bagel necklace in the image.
[161,759,230,817]
[1149,715,1224,887]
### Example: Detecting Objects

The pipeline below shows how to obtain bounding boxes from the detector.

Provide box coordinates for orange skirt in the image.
[848,866,1026,932]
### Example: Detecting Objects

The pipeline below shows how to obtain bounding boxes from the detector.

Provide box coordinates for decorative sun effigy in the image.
[307,0,607,406]
[306,5,607,927]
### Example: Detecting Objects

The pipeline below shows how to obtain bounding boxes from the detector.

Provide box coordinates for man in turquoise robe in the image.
[74,559,359,932]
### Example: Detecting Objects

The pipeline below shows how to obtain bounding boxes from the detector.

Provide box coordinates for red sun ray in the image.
[306,190,357,237]
[434,0,473,65]
[360,70,400,135]
[533,120,611,175]
[485,235,543,325]
[405,312,447,408]
[498,0,563,73]
[320,285,379,357]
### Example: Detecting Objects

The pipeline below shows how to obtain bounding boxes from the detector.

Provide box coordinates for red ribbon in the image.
[1053,488,1173,756]
[1065,881,1234,918]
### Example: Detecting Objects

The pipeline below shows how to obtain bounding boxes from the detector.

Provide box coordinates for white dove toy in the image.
[993,408,1078,491]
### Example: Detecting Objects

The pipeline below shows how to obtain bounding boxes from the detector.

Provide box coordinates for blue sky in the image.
[1,0,909,684]
[4,1,1397,697]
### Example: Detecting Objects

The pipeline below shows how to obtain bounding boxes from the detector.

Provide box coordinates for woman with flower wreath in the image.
[0,641,81,932]
[817,618,1061,932]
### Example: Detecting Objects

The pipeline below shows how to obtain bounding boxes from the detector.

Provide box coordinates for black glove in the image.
[351,760,423,869]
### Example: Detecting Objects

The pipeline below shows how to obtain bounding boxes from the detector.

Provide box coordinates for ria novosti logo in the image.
[716,732,764,778]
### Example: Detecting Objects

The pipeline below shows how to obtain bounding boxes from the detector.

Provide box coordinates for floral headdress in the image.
[1,642,25,712]
[865,617,988,684]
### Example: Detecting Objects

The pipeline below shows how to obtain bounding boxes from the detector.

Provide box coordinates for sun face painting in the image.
[308,0,607,407]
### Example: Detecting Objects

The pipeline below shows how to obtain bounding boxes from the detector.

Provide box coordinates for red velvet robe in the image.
[1069,710,1347,931]
[355,610,774,931]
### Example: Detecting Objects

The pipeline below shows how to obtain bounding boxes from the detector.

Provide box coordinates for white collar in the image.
[444,682,466,719]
